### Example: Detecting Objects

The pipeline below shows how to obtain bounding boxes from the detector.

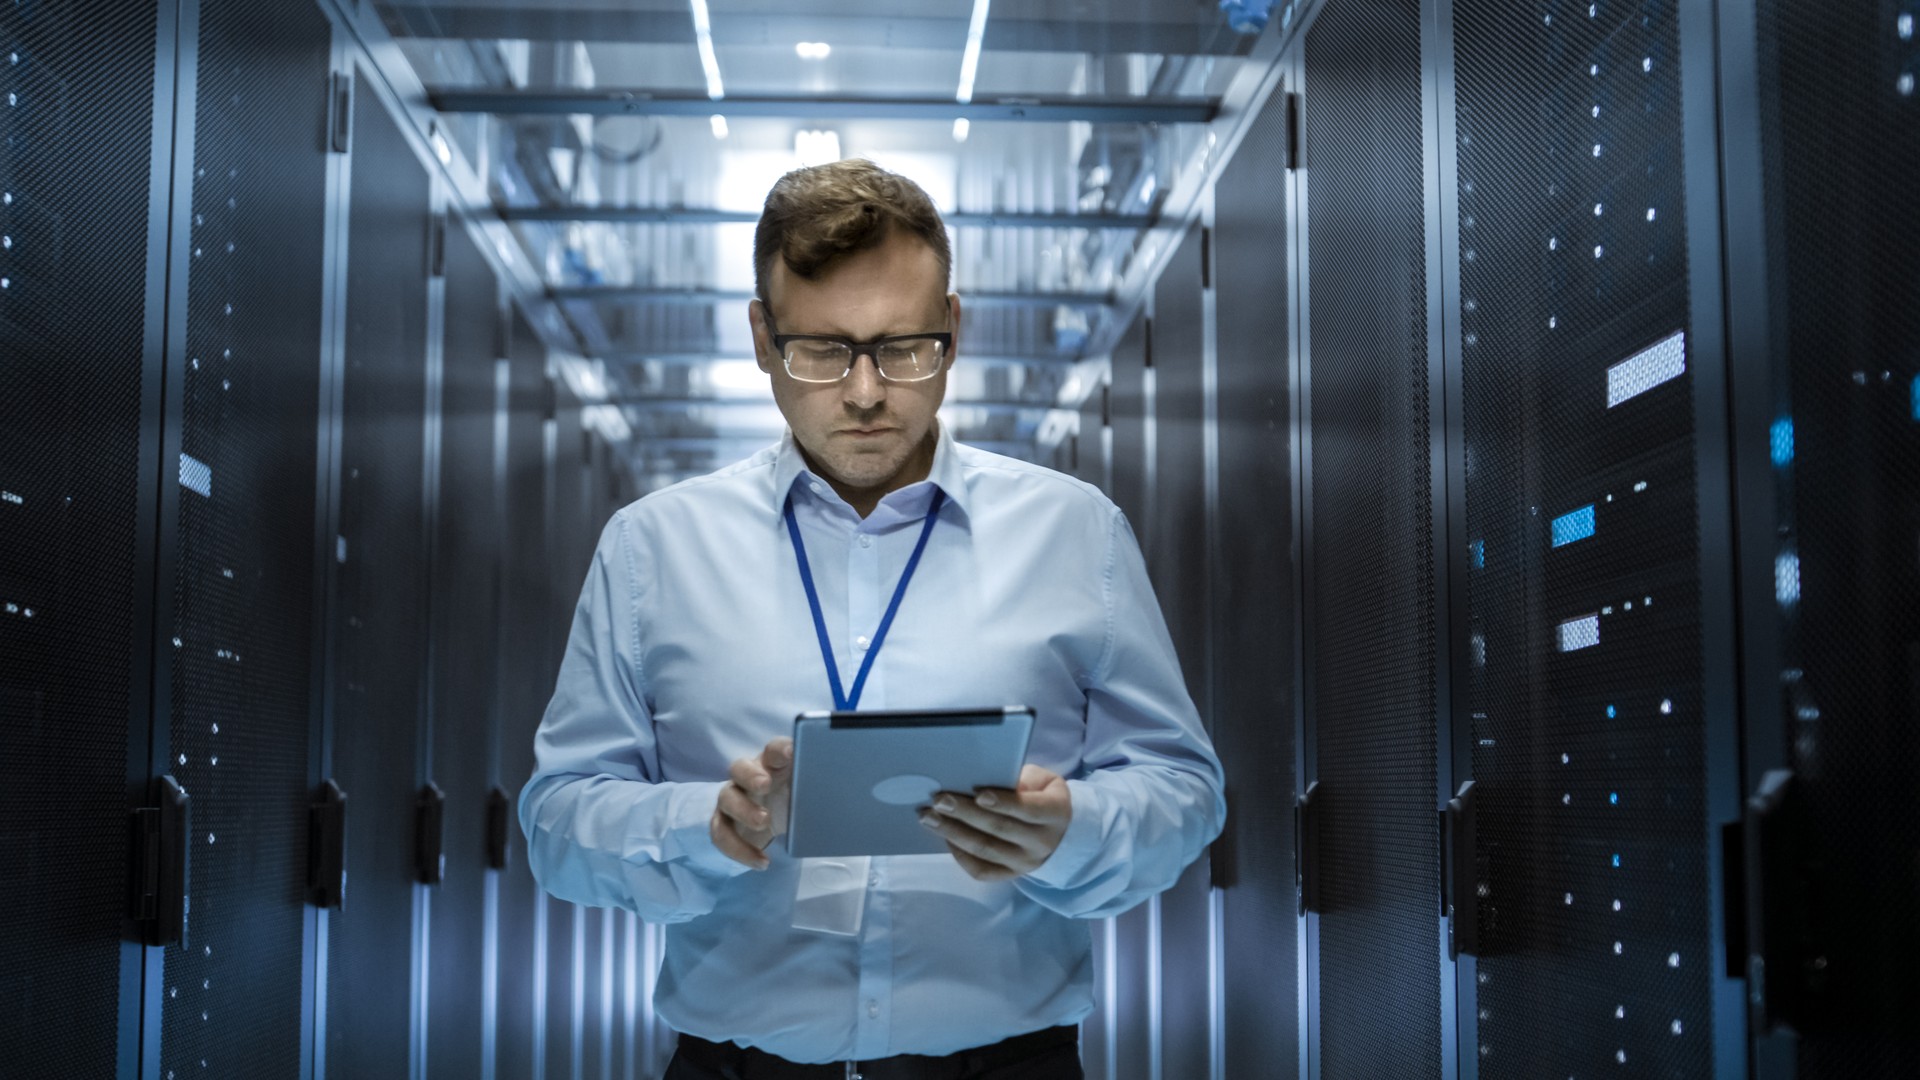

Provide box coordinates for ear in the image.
[749,299,776,374]
[945,292,962,370]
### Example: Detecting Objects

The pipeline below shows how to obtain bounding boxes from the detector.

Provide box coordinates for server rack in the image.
[1103,313,1157,1080]
[496,302,554,1080]
[321,60,437,1079]
[1145,223,1216,1080]
[1721,1,1920,1076]
[0,2,173,1076]
[156,2,335,1077]
[427,219,504,1079]
[1211,74,1302,1080]
[1294,0,1447,1074]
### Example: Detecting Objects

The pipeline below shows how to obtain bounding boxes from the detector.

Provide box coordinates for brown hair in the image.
[753,158,952,306]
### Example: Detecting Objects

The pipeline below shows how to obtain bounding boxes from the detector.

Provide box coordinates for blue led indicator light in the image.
[1911,376,1919,421]
[1551,504,1597,547]
[1470,539,1485,569]
[1612,853,1621,868]
[1606,704,1617,719]
[1770,417,1794,466]
[1610,792,1620,805]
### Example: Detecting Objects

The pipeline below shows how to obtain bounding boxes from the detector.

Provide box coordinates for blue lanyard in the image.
[784,487,947,711]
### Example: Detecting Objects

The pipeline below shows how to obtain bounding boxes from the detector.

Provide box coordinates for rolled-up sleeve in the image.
[518,511,752,923]
[1017,509,1226,919]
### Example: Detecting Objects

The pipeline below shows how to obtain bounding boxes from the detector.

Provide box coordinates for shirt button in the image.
[867,1000,879,1019]
[810,482,823,495]
[855,635,871,651]
[858,534,872,548]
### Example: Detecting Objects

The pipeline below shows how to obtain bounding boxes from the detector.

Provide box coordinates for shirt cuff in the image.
[658,779,759,880]
[1024,778,1104,890]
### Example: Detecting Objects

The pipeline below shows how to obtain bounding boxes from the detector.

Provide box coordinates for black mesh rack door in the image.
[0,2,162,1075]
[1148,224,1213,1080]
[1741,2,1920,1073]
[324,79,434,1079]
[1299,0,1442,1074]
[494,304,551,1080]
[426,222,501,1080]
[1213,79,1300,1080]
[159,2,332,1076]
[1450,0,1720,1075]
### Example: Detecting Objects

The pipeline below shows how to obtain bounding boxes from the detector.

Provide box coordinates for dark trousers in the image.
[663,1025,1084,1080]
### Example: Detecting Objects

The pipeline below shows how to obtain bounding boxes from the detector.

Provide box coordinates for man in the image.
[520,159,1224,1079]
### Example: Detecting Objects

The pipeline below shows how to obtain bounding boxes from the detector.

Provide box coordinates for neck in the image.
[806,429,938,518]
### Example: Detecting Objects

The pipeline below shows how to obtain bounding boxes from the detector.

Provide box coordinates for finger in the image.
[921,810,1032,869]
[717,783,772,829]
[763,737,794,773]
[730,756,772,798]
[710,809,770,870]
[947,843,1020,882]
[968,781,1070,827]
[932,794,1045,848]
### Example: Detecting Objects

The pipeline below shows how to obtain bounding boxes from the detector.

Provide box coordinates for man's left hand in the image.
[920,765,1072,882]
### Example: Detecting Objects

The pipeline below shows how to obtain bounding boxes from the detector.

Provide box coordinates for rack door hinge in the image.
[1746,768,1823,1035]
[486,786,512,870]
[1200,226,1214,291]
[308,780,347,909]
[415,782,446,885]
[1284,91,1302,171]
[1209,786,1236,889]
[127,775,190,947]
[1294,780,1320,915]
[1442,780,1479,960]
[328,71,354,155]
[428,212,448,279]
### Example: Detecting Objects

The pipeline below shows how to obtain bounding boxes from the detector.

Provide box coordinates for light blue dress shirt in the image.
[520,424,1225,1064]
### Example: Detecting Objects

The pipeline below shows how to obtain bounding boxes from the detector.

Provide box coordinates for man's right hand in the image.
[710,737,793,870]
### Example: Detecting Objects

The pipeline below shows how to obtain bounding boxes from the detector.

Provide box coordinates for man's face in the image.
[751,227,957,500]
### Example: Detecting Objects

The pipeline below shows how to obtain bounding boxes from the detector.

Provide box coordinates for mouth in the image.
[840,427,895,438]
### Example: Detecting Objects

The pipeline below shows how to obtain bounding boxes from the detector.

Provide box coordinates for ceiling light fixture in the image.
[955,0,992,104]
[688,0,725,100]
[710,114,729,139]
[795,41,832,61]
[953,0,991,142]
[795,129,842,167]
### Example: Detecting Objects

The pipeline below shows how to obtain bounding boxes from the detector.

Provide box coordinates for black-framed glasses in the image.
[765,313,952,384]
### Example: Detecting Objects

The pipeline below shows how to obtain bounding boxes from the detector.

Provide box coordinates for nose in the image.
[842,350,887,412]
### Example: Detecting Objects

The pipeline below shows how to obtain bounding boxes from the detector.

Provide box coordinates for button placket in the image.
[847,525,882,700]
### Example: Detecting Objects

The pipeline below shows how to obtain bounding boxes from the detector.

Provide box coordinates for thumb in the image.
[1017,764,1060,791]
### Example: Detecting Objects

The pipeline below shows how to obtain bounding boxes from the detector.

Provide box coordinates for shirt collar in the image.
[772,422,970,518]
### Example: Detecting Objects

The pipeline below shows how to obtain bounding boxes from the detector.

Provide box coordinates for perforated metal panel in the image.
[1450,1,1714,1076]
[494,305,550,1080]
[1213,79,1300,1080]
[1148,226,1213,1080]
[0,1,159,1073]
[426,222,500,1080]
[1751,1,1920,1072]
[325,82,433,1078]
[159,2,331,1075]
[1301,0,1441,1073]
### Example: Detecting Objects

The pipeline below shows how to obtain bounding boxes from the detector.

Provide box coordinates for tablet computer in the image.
[786,706,1036,858]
